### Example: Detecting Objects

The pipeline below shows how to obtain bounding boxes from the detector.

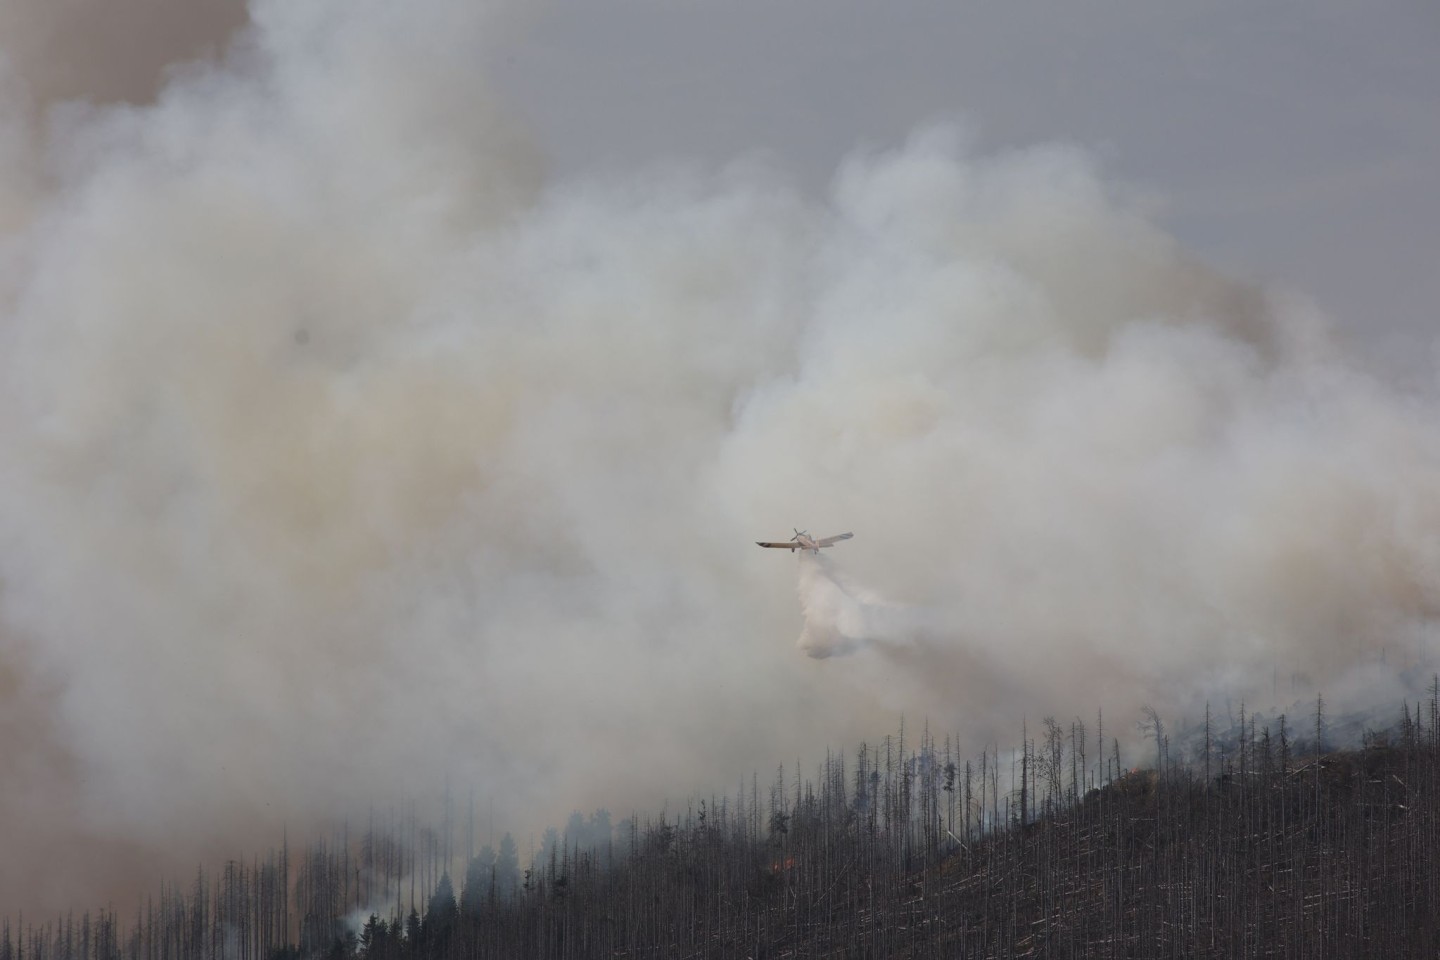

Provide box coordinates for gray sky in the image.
[499,0,1439,373]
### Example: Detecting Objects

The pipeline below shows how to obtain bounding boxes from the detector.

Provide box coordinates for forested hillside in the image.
[8,698,1440,959]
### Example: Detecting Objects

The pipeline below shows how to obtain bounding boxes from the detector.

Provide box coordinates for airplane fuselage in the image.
[755,530,853,554]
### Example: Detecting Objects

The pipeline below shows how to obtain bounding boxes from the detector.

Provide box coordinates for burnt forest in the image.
[8,694,1440,959]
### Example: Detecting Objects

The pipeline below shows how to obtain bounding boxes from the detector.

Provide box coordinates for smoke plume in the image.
[2,0,1438,914]
[0,0,247,109]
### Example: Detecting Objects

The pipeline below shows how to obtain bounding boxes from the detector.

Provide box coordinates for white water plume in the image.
[796,553,930,659]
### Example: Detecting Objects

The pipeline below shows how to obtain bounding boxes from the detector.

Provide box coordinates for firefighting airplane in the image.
[756,529,854,554]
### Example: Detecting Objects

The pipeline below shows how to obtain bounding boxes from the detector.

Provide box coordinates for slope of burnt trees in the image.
[9,696,1440,959]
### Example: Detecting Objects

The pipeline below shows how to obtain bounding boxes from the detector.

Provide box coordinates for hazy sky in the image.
[499,0,1439,371]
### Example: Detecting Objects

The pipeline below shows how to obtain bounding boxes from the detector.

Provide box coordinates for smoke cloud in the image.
[2,0,1438,914]
[0,0,247,108]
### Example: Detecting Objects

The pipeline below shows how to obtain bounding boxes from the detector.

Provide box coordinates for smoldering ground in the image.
[3,0,1440,915]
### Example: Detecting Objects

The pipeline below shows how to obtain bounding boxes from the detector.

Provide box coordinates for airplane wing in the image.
[756,541,798,549]
[815,532,853,547]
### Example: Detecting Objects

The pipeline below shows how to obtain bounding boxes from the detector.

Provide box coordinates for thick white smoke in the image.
[2,0,1438,914]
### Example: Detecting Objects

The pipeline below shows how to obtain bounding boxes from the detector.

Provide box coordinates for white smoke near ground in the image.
[2,0,1439,916]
